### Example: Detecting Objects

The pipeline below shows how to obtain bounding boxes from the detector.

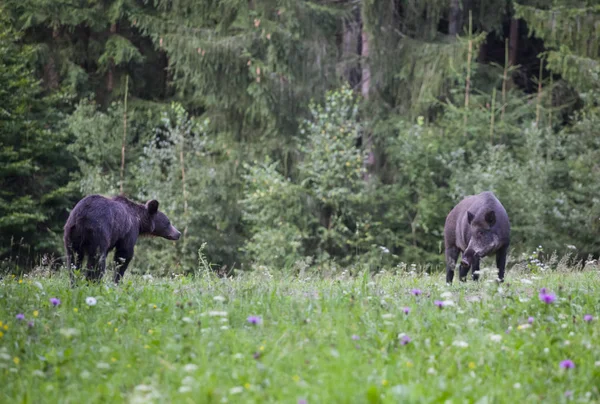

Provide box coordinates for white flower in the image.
[595,361,600,367]
[208,311,228,317]
[468,318,479,325]
[381,313,394,319]
[489,334,502,342]
[452,340,469,348]
[442,300,455,306]
[85,297,97,306]
[513,383,521,389]
[182,317,193,323]
[179,386,192,393]
[181,376,195,385]
[440,291,453,298]
[183,364,198,373]
[427,367,437,375]
[96,362,110,370]
[520,279,533,285]
[229,386,244,395]
[213,296,226,302]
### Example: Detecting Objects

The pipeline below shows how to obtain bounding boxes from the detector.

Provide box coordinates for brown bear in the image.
[63,195,181,284]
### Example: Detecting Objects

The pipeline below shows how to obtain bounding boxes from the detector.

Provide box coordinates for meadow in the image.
[1,263,600,403]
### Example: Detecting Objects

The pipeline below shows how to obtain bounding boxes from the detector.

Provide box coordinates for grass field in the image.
[1,265,600,403]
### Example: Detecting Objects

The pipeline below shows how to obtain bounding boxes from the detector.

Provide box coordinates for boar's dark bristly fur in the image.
[63,195,181,285]
[444,191,510,284]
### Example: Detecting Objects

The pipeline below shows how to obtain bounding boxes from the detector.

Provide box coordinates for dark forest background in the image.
[1,0,599,275]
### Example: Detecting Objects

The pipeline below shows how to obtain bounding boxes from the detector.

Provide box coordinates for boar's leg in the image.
[445,246,460,284]
[113,247,133,284]
[496,245,509,282]
[471,255,481,281]
[459,260,471,282]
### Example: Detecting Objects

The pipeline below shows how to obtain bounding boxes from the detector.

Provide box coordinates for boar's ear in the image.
[146,200,159,215]
[467,211,474,224]
[485,210,496,226]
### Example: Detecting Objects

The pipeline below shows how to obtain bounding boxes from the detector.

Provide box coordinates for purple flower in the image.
[27,321,34,328]
[298,399,307,404]
[16,313,25,321]
[351,334,360,340]
[560,359,575,369]
[400,335,411,345]
[247,315,262,325]
[434,300,444,309]
[403,307,410,315]
[538,289,556,304]
[411,289,422,296]
[564,391,573,399]
[528,316,534,324]
[584,314,593,322]
[50,297,61,306]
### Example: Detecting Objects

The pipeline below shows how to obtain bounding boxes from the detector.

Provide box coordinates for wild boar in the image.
[444,191,510,283]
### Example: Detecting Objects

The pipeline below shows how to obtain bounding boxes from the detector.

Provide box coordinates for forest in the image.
[1,0,599,275]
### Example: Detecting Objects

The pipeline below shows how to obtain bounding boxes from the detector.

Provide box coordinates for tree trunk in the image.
[360,28,370,99]
[107,23,117,93]
[509,18,519,67]
[43,28,60,90]
[448,0,461,36]
[342,8,361,88]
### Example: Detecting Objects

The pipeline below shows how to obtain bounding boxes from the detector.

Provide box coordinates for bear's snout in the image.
[169,226,182,241]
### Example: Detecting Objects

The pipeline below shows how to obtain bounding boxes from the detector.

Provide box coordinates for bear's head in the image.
[146,200,181,241]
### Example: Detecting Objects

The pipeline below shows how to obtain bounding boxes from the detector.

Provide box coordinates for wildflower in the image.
[50,298,61,307]
[213,296,226,302]
[298,399,308,404]
[0,331,3,338]
[584,314,593,322]
[184,364,198,372]
[33,311,39,317]
[434,300,444,309]
[381,379,388,386]
[406,361,413,367]
[351,334,360,340]
[528,316,534,324]
[13,357,20,365]
[489,334,502,342]
[86,297,97,306]
[400,335,411,346]
[3,324,7,330]
[16,314,24,321]
[452,340,469,348]
[565,391,573,399]
[244,383,251,389]
[560,359,575,369]
[411,289,422,296]
[27,321,34,328]
[513,383,521,389]
[292,375,300,383]
[73,308,78,313]
[538,289,556,304]
[247,316,262,325]
[468,362,476,369]
[517,324,531,330]
[427,367,436,375]
[403,307,410,315]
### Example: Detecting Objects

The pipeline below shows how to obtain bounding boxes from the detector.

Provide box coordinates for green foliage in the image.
[0,10,76,264]
[242,87,386,269]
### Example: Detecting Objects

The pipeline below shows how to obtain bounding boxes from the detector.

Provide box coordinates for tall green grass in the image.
[1,266,599,403]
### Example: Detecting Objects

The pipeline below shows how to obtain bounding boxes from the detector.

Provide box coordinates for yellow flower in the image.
[382,379,389,386]
[73,308,78,313]
[468,362,476,369]
[114,328,118,333]
[0,321,3,326]
[244,383,251,389]
[111,358,117,363]
[153,305,157,309]
[0,331,4,338]
[292,375,300,383]
[148,329,153,335]
[33,311,39,317]
[127,364,132,368]
[13,357,20,365]
[144,345,150,349]
[107,321,112,326]
[406,361,413,368]
[18,279,23,284]
[3,325,7,331]
[259,346,265,351]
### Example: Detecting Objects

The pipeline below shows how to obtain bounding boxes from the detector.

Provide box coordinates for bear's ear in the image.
[485,210,496,226]
[146,200,159,215]
[467,211,474,224]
